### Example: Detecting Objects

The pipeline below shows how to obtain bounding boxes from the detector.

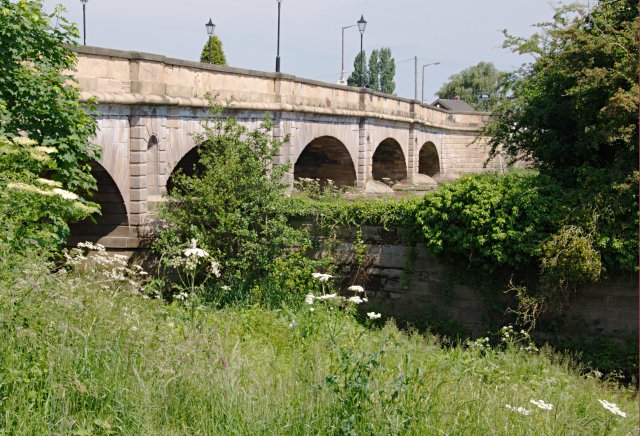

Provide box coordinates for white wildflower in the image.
[184,239,209,258]
[348,285,365,293]
[7,182,51,196]
[13,136,37,147]
[505,404,531,416]
[530,399,553,411]
[209,259,221,277]
[598,399,627,418]
[36,178,62,187]
[347,296,364,304]
[174,292,189,301]
[367,312,382,320]
[362,297,368,302]
[34,146,57,154]
[309,307,315,312]
[304,293,315,305]
[289,320,297,329]
[316,293,337,301]
[312,272,333,282]
[167,322,175,328]
[221,285,231,291]
[53,188,79,201]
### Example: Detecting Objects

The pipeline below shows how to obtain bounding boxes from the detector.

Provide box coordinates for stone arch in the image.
[68,161,128,245]
[294,136,356,186]
[419,141,441,177]
[147,135,159,196]
[372,138,407,182]
[166,146,201,193]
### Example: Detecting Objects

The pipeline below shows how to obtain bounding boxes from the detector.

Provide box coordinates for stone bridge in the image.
[69,46,502,249]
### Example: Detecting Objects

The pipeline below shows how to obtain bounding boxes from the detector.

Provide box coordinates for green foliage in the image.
[0,250,637,433]
[436,61,507,111]
[200,35,227,65]
[0,134,97,251]
[154,100,310,304]
[348,48,396,93]
[484,0,638,185]
[0,0,99,192]
[347,50,368,87]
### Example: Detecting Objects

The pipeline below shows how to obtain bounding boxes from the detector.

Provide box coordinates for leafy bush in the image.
[154,103,313,306]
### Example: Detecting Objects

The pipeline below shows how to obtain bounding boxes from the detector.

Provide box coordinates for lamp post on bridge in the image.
[276,0,283,72]
[421,62,440,103]
[338,24,357,85]
[80,0,88,46]
[357,15,367,87]
[205,18,216,64]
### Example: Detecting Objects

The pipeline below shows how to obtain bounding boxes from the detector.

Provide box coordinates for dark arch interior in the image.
[166,147,202,193]
[68,161,128,245]
[419,142,440,177]
[372,139,407,182]
[294,136,356,187]
[147,135,159,196]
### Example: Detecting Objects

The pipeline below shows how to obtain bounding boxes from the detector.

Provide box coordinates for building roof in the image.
[431,98,475,112]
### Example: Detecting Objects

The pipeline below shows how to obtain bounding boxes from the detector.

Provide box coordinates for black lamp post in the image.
[205,18,215,64]
[80,0,88,46]
[276,0,283,72]
[357,15,367,87]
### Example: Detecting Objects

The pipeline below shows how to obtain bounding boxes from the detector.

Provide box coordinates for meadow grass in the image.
[0,253,637,435]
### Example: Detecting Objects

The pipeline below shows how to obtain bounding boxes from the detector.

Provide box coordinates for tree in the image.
[436,62,506,111]
[200,35,227,65]
[484,0,638,185]
[0,0,98,192]
[377,47,396,94]
[348,47,396,93]
[368,49,380,91]
[0,1,99,250]
[347,50,368,87]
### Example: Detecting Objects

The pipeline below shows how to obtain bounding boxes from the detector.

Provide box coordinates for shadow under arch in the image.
[68,161,128,245]
[166,146,202,194]
[294,136,356,187]
[419,142,440,177]
[372,138,407,182]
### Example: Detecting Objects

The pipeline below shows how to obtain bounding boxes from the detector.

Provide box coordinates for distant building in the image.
[431,96,475,112]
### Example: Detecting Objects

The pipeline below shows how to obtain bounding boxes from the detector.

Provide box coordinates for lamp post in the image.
[205,18,215,64]
[338,24,356,85]
[276,0,283,72]
[357,15,367,87]
[80,0,88,46]
[421,62,440,103]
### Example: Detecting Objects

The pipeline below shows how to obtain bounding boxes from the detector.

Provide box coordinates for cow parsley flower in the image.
[305,293,315,305]
[183,239,209,258]
[312,272,333,282]
[348,285,365,293]
[530,399,553,411]
[367,312,382,320]
[289,320,297,329]
[209,260,221,277]
[347,296,364,304]
[598,399,626,417]
[505,404,531,416]
[316,293,337,301]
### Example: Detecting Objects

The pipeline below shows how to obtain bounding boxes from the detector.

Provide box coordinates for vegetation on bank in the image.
[0,248,637,434]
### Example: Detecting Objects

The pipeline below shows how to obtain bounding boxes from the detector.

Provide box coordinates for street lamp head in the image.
[205,18,215,36]
[80,0,88,4]
[357,15,367,34]
[277,0,283,3]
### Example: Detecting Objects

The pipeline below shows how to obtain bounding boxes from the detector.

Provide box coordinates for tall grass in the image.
[0,252,637,434]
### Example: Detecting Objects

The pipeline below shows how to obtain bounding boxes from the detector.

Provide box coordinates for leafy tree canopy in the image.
[436,62,507,111]
[200,35,227,66]
[348,48,396,94]
[347,50,368,87]
[484,0,638,186]
[0,0,98,192]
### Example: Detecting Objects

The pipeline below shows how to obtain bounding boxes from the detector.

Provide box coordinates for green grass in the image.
[0,253,637,434]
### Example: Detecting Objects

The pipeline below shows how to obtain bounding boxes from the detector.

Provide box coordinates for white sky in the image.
[43,0,571,102]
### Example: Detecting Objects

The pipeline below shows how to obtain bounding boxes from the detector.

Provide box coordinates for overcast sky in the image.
[43,0,571,102]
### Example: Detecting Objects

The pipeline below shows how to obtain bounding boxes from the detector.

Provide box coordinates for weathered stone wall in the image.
[331,225,638,340]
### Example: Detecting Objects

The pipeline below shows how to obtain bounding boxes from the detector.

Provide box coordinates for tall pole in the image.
[414,56,418,101]
[209,35,213,64]
[421,62,440,103]
[82,0,87,46]
[339,25,356,85]
[276,0,282,72]
[359,32,364,87]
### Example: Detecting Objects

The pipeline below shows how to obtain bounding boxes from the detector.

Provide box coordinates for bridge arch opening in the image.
[166,147,202,194]
[419,142,440,177]
[372,138,407,182]
[68,161,128,245]
[294,136,356,187]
